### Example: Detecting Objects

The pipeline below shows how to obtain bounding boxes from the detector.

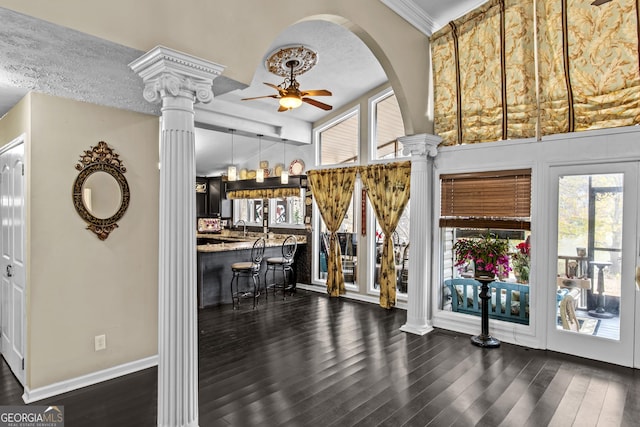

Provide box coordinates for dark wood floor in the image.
[1,291,640,426]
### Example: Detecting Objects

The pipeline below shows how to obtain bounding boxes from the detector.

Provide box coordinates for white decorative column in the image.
[399,134,441,335]
[130,46,224,427]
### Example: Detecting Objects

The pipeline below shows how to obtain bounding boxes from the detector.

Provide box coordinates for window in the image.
[314,109,360,286]
[440,169,532,325]
[318,109,359,165]
[371,90,405,160]
[234,199,263,225]
[269,194,305,228]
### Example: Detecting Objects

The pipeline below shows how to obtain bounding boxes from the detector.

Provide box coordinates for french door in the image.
[547,162,638,367]
[0,140,25,384]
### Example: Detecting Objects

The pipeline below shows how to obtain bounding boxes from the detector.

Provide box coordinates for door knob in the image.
[636,266,640,290]
[6,265,12,277]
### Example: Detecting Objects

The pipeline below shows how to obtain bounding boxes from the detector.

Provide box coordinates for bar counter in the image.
[196,233,307,308]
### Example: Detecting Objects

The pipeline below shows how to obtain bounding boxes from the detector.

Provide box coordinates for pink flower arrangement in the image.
[453,233,511,278]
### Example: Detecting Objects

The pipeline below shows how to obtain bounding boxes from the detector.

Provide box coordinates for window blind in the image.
[440,168,531,230]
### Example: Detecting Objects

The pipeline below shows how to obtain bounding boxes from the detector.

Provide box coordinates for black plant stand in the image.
[470,277,501,348]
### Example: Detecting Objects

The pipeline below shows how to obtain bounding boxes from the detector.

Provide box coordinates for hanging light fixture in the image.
[280,139,289,184]
[227,129,236,181]
[256,134,264,183]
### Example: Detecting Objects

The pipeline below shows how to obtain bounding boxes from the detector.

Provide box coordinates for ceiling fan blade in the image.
[301,89,332,97]
[241,94,280,101]
[262,82,285,95]
[302,97,333,111]
[591,0,612,5]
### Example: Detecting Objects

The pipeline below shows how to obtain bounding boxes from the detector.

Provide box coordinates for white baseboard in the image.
[433,311,541,349]
[22,355,158,403]
[297,283,408,310]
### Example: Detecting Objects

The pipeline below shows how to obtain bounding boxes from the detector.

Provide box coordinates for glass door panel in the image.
[556,174,622,338]
[548,163,637,367]
[315,193,357,285]
[371,202,410,295]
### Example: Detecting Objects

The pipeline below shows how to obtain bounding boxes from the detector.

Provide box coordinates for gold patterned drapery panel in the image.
[504,0,537,140]
[431,25,459,146]
[227,188,302,200]
[360,161,411,309]
[456,0,504,144]
[536,0,571,135]
[566,0,640,131]
[307,167,357,297]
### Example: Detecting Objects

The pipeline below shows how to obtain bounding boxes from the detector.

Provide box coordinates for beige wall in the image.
[0,92,159,389]
[0,0,432,135]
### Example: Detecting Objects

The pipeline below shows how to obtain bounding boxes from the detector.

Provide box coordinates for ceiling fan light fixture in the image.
[243,46,332,112]
[279,94,303,110]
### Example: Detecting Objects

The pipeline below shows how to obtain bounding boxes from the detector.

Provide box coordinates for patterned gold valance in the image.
[537,0,640,134]
[227,187,302,200]
[431,0,640,145]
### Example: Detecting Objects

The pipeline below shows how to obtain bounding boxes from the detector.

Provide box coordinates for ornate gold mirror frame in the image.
[72,141,130,240]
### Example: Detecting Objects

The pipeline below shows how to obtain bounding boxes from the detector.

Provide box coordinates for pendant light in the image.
[280,139,289,184]
[227,129,236,181]
[256,134,264,183]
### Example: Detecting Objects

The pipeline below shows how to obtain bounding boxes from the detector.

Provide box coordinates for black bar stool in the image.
[230,238,265,309]
[265,235,297,299]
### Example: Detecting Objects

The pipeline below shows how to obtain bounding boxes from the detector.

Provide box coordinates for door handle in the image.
[636,266,640,290]
[6,265,12,278]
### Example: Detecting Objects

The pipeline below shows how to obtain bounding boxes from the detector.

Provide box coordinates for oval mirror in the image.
[72,141,130,240]
[82,171,122,219]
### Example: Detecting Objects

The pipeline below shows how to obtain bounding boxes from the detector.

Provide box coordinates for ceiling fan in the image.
[242,59,332,112]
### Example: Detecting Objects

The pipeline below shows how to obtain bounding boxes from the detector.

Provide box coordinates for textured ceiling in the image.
[0,8,157,117]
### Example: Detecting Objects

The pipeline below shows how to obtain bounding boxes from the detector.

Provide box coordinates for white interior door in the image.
[547,162,637,367]
[0,141,25,384]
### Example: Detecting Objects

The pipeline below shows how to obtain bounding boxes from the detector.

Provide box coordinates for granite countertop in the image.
[197,232,306,253]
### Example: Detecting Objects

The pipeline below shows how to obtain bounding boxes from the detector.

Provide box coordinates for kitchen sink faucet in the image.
[234,220,247,237]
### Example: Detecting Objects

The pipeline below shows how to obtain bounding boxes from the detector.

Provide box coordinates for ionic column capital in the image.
[141,73,216,104]
[129,45,224,105]
[400,133,441,158]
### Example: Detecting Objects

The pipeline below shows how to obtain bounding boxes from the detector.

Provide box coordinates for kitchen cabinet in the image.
[196,176,231,218]
[196,176,208,217]
[207,176,232,218]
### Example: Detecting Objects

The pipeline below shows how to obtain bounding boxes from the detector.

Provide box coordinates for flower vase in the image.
[474,266,495,281]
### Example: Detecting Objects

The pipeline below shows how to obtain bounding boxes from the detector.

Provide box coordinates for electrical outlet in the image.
[94,334,106,351]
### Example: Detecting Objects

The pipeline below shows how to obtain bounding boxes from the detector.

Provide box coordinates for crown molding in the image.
[379,0,439,36]
[129,45,225,84]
